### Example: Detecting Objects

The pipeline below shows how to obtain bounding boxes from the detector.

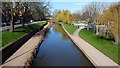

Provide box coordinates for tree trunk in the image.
[9,20,14,32]
[96,25,99,35]
[115,36,120,44]
[87,27,89,31]
[20,16,25,28]
[87,24,90,31]
[22,21,25,28]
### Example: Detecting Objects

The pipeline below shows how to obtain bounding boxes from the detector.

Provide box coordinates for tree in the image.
[81,2,108,23]
[107,3,120,44]
[54,10,73,23]
[80,2,109,32]
[17,2,50,28]
[1,1,51,32]
[72,11,81,22]
[67,12,73,23]
[2,2,15,32]
[96,3,120,44]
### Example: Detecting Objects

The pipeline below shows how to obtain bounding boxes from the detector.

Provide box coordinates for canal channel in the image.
[32,24,94,66]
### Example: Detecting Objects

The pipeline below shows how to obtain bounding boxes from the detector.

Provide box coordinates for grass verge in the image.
[79,28,119,64]
[1,22,45,49]
[62,22,79,35]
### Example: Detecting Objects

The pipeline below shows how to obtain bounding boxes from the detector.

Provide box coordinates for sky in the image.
[50,0,119,2]
[50,0,119,13]
[51,2,90,13]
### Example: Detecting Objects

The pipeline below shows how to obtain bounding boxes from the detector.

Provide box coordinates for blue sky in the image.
[51,2,89,13]
[50,0,119,13]
[50,0,119,2]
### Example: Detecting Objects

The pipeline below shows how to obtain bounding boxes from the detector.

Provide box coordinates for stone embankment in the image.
[1,22,52,67]
[61,24,119,68]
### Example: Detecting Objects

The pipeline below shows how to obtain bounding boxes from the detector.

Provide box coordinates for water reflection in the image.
[32,24,94,66]
[54,24,69,40]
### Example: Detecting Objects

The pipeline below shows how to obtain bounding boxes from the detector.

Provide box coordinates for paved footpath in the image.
[61,24,119,67]
[0,21,46,32]
[1,23,50,67]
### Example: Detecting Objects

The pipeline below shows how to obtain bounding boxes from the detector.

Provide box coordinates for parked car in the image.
[0,22,6,26]
[15,20,20,24]
[5,22,11,26]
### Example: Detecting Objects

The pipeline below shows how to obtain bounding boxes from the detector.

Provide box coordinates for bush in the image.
[98,34,114,40]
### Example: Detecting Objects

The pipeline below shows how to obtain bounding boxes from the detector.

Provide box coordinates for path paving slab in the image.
[61,24,119,67]
[1,23,50,67]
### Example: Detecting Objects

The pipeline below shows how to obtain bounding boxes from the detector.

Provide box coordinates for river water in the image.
[32,24,94,66]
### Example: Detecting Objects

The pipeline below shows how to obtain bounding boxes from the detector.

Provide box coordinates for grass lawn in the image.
[79,28,119,64]
[62,23,79,35]
[1,22,45,49]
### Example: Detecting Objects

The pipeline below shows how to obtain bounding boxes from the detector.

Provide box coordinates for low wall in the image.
[25,27,50,67]
[60,23,118,67]
[1,23,47,64]
[1,22,52,67]
[24,23,52,67]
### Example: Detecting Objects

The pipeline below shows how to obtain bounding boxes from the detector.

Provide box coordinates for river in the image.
[32,24,94,66]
